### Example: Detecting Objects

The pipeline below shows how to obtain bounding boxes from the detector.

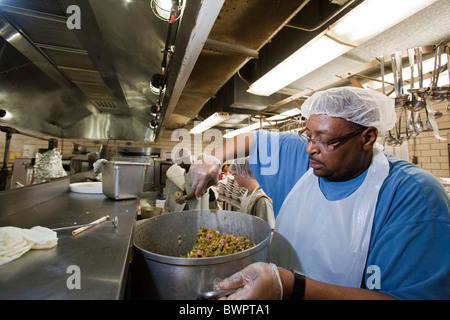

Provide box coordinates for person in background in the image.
[230,157,275,229]
[219,163,230,180]
[173,148,209,210]
[189,87,450,300]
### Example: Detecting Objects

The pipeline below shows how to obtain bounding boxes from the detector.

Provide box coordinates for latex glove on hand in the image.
[175,196,185,204]
[189,154,221,198]
[216,262,283,300]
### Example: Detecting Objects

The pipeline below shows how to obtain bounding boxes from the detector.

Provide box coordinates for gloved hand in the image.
[189,154,221,198]
[215,262,283,300]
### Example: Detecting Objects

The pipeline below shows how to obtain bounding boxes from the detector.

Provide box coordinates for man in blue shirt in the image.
[190,87,449,300]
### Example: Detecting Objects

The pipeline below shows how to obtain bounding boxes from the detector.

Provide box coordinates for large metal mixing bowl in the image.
[131,210,271,299]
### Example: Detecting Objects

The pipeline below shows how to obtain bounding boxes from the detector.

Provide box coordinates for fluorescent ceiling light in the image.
[190,112,230,134]
[247,35,350,96]
[327,0,437,46]
[267,108,301,121]
[223,122,270,139]
[247,0,437,96]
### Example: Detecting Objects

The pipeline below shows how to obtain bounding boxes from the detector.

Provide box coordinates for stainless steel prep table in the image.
[0,177,139,299]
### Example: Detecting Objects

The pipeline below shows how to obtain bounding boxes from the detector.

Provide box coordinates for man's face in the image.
[305,114,371,182]
[179,162,190,170]
[233,172,246,187]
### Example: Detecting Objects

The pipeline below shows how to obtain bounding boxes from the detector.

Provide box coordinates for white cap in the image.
[301,87,396,133]
[172,147,193,165]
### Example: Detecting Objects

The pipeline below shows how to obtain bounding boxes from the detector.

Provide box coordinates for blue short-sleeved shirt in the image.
[249,130,450,300]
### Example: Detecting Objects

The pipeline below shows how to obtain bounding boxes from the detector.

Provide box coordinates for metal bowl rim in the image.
[133,210,271,266]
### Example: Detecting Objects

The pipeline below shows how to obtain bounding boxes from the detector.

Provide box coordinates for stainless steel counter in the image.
[0,177,138,300]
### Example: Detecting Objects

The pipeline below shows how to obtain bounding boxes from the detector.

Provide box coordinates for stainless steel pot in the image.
[131,210,271,300]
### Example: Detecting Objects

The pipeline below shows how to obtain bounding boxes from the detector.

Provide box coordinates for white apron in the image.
[164,178,185,212]
[240,186,268,215]
[241,186,275,229]
[271,148,389,287]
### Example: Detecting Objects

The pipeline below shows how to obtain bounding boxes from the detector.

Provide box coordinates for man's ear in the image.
[362,126,378,150]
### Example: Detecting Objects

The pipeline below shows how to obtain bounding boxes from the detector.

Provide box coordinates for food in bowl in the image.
[185,227,255,258]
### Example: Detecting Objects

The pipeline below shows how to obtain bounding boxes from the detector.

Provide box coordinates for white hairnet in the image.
[229,157,254,178]
[172,147,193,165]
[301,87,396,133]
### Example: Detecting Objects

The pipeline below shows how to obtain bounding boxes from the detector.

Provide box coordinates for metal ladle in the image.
[392,52,409,108]
[424,106,433,131]
[416,47,430,102]
[446,48,450,113]
[430,44,449,101]
[387,117,402,147]
[407,48,426,112]
[400,108,410,142]
[446,94,450,113]
[414,112,424,133]
[380,56,397,146]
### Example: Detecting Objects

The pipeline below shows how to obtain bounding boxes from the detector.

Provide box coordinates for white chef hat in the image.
[301,87,396,133]
[172,147,193,165]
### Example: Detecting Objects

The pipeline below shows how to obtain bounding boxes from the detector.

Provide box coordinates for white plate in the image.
[69,182,103,194]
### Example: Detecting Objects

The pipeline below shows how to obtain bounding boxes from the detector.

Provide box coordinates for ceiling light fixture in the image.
[151,0,184,22]
[150,104,161,116]
[247,0,438,96]
[149,119,159,129]
[223,122,270,139]
[190,112,230,134]
[266,108,302,122]
[150,73,166,95]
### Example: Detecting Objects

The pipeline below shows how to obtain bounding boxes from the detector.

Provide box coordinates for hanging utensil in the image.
[424,106,433,131]
[380,55,392,146]
[381,56,386,95]
[399,107,410,142]
[407,112,415,131]
[414,112,424,133]
[447,46,450,113]
[416,46,429,101]
[430,44,447,101]
[392,52,409,108]
[407,48,426,111]
[388,114,402,147]
[386,130,395,145]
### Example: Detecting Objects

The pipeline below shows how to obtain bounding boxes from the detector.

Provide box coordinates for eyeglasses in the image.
[303,128,366,151]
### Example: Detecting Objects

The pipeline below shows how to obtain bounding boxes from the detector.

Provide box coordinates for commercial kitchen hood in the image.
[0,0,449,142]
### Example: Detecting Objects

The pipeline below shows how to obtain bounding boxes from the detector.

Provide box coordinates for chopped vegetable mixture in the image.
[185,227,255,258]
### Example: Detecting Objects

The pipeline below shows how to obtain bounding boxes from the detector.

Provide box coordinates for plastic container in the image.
[155,197,166,208]
[102,161,150,200]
